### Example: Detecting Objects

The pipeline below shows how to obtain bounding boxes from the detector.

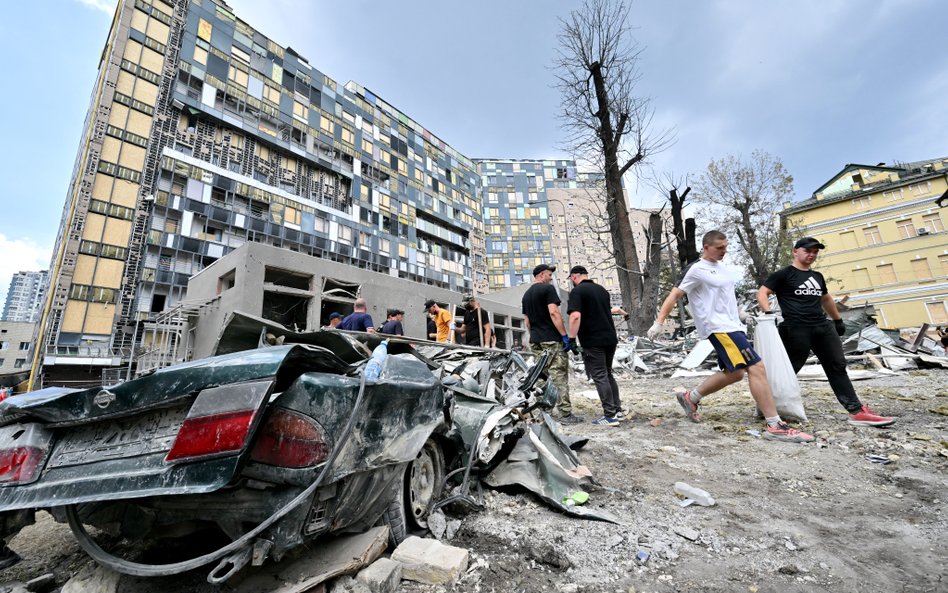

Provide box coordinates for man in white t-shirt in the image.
[647,230,814,443]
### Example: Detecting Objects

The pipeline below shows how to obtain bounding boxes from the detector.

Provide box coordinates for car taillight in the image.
[0,423,54,486]
[250,409,329,468]
[165,410,256,462]
[0,446,45,485]
[165,380,272,464]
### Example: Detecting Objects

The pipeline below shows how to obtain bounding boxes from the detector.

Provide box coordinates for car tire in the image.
[405,438,445,530]
[380,438,444,548]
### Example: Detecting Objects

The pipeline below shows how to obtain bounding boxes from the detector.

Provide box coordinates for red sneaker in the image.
[763,422,815,443]
[675,389,700,423]
[848,405,896,427]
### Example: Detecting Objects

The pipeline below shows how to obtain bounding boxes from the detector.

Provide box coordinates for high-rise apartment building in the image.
[476,159,584,290]
[2,271,48,323]
[38,0,480,386]
[476,159,655,300]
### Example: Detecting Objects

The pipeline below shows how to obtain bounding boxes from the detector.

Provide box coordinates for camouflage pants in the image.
[533,341,571,416]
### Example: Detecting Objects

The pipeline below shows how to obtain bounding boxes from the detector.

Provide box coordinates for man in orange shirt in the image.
[425,300,454,342]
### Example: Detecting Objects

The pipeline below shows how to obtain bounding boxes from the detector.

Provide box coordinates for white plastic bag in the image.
[754,316,807,422]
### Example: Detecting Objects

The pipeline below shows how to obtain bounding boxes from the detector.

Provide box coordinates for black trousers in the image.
[583,344,621,418]
[778,321,862,413]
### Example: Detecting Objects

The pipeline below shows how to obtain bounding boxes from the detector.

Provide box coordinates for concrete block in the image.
[356,557,402,593]
[60,564,120,593]
[391,536,469,585]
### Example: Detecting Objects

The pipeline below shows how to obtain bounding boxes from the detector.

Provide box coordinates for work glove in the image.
[646,321,664,341]
[566,337,583,356]
[834,318,846,336]
[561,335,571,353]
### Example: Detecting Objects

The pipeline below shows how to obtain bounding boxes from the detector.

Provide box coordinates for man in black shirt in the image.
[522,264,582,424]
[567,265,622,426]
[758,237,895,427]
[380,309,405,335]
[461,296,492,347]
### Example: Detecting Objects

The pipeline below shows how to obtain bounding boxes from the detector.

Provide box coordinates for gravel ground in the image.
[2,367,946,593]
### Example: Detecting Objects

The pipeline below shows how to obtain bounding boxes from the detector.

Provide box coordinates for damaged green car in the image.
[0,324,599,584]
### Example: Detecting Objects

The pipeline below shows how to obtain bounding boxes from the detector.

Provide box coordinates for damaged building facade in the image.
[36,0,484,387]
[781,158,948,329]
[478,161,659,303]
[138,242,528,373]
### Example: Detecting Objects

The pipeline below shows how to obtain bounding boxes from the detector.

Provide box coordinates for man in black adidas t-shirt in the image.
[758,237,895,427]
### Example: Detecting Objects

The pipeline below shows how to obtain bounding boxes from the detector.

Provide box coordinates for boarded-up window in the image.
[876,264,897,285]
[839,230,858,250]
[126,111,152,137]
[100,137,122,164]
[61,300,89,333]
[118,144,146,171]
[926,301,948,324]
[940,255,948,276]
[852,268,871,289]
[73,255,97,285]
[911,258,933,280]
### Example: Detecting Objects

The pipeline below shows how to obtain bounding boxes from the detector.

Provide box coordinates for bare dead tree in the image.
[646,171,698,269]
[554,0,672,334]
[691,150,795,285]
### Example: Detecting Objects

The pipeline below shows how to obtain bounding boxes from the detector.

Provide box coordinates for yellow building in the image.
[780,158,948,329]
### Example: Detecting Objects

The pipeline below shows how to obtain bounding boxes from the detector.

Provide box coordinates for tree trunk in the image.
[589,61,648,335]
[640,212,664,327]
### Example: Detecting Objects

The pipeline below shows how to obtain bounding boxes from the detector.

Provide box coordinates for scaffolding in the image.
[134,296,220,377]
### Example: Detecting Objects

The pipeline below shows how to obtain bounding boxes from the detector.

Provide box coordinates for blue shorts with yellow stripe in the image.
[707,331,761,372]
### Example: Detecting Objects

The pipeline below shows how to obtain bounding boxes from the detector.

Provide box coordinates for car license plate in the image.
[48,405,189,468]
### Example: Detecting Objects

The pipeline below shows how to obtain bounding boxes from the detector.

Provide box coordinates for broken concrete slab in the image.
[355,558,402,593]
[235,527,388,593]
[674,527,700,541]
[391,536,469,584]
[25,574,56,593]
[679,339,714,369]
[60,564,120,593]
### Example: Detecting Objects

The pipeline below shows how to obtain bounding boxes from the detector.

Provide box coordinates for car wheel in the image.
[405,439,445,530]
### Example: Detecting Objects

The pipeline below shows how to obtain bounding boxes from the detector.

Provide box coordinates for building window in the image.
[882,188,903,202]
[851,268,871,289]
[926,301,948,324]
[896,218,917,239]
[13,359,26,369]
[911,258,933,280]
[862,226,882,246]
[921,213,944,233]
[853,196,871,210]
[839,230,858,250]
[18,342,29,351]
[337,226,352,245]
[910,181,932,196]
[940,254,948,276]
[876,264,897,285]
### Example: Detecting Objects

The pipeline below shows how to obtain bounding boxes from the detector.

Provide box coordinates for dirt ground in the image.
[2,368,946,593]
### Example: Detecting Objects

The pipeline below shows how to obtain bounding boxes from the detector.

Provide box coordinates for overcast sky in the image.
[1,0,944,305]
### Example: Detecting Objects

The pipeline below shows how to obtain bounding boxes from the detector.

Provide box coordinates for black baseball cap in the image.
[423,299,436,310]
[533,264,556,276]
[568,265,588,275]
[329,312,343,320]
[794,237,825,250]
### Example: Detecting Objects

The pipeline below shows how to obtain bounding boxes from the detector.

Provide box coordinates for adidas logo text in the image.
[794,277,822,296]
